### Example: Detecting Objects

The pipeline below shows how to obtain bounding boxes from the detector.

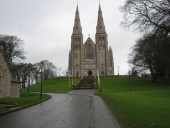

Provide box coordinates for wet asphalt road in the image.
[0,90,94,128]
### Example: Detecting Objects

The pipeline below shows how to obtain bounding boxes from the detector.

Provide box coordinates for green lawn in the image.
[22,77,72,93]
[0,92,51,114]
[96,76,170,128]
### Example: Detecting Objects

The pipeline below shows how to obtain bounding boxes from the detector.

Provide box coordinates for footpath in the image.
[68,89,120,128]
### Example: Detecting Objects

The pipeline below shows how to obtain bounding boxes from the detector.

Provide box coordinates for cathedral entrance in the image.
[76,72,79,77]
[101,71,104,76]
[88,71,92,76]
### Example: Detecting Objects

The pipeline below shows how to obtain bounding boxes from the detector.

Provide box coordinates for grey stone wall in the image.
[0,50,12,98]
[0,50,20,98]
[10,81,20,98]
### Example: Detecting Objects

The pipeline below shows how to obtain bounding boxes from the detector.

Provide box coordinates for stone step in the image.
[74,86,94,88]
[74,86,95,90]
[78,86,94,87]
[74,76,95,90]
[4,104,19,108]
[0,103,19,109]
[0,102,16,105]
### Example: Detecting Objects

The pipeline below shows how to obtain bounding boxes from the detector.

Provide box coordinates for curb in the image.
[0,97,51,116]
[89,96,94,128]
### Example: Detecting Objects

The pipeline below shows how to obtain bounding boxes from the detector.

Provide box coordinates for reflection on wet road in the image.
[0,90,94,128]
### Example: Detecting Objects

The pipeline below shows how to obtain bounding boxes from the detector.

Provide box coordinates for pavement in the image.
[0,90,120,128]
[93,95,120,128]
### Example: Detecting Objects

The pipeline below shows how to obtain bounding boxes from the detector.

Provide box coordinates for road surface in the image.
[0,90,120,128]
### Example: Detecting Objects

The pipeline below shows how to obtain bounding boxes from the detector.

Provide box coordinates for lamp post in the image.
[72,73,73,86]
[39,61,44,99]
[67,71,70,88]
[67,71,70,89]
[117,66,120,76]
[40,67,43,99]
[27,73,30,92]
[59,68,61,78]
[56,68,58,77]
[129,70,131,91]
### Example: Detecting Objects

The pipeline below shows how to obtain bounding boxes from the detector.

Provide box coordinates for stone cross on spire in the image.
[96,3,106,34]
[72,4,82,35]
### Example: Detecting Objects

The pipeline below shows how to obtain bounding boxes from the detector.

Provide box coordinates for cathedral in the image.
[68,4,114,76]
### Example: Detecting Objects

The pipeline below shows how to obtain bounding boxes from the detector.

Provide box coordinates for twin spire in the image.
[72,3,106,35]
[72,4,82,34]
[96,4,106,33]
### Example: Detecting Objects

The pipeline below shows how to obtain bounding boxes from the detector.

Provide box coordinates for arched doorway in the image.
[88,71,92,76]
[101,71,104,76]
[76,72,79,77]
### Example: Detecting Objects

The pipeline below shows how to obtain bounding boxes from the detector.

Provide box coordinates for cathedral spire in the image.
[96,3,106,34]
[72,4,82,35]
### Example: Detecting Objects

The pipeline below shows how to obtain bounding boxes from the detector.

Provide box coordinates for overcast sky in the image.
[0,0,140,75]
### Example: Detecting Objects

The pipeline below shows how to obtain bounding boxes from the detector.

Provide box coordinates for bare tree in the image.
[121,0,170,35]
[129,33,170,82]
[33,60,57,80]
[0,35,25,67]
[121,0,170,83]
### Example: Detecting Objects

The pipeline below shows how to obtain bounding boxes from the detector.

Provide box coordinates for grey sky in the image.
[0,0,139,75]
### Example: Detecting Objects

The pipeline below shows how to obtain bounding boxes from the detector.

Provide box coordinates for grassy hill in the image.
[22,77,72,93]
[96,76,170,128]
[97,76,169,92]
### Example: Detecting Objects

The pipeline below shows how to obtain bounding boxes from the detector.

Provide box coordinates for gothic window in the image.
[74,37,81,50]
[99,36,105,45]
[100,26,102,32]
[78,37,80,42]
[75,37,81,43]
[99,36,105,50]
[102,37,105,41]
[86,45,94,60]
[100,64,104,71]
[100,37,102,41]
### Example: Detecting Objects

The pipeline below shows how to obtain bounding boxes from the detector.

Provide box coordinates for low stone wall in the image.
[10,81,20,98]
[0,71,11,98]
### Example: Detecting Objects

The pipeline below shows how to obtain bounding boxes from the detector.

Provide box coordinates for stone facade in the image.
[68,4,114,76]
[0,49,20,98]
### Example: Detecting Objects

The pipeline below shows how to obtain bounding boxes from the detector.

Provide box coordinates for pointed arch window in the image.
[100,37,105,41]
[99,36,105,44]
[77,37,80,42]
[100,64,104,71]
[75,37,80,43]
[86,45,94,60]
